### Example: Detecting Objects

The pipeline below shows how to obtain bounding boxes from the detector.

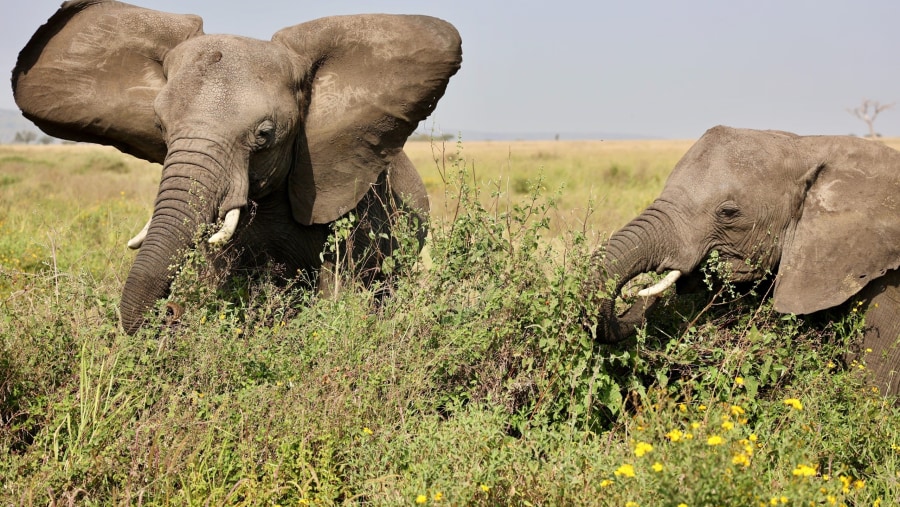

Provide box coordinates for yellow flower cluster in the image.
[783,398,803,411]
[791,464,817,477]
[838,475,865,493]
[614,464,636,478]
[633,441,653,457]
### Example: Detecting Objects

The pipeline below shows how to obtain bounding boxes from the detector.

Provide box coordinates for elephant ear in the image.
[774,137,900,314]
[272,14,461,225]
[11,0,203,163]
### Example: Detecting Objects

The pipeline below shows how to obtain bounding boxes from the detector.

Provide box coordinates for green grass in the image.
[1,141,899,505]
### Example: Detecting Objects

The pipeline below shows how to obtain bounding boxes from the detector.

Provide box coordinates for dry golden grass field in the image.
[405,138,694,236]
[5,136,899,240]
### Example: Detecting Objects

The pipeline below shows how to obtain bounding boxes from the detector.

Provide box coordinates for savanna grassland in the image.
[1,138,899,506]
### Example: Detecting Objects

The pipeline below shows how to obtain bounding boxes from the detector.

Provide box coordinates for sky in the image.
[2,0,899,140]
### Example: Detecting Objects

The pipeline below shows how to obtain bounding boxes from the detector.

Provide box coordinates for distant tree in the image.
[13,130,37,144]
[848,99,894,139]
[38,136,54,145]
[407,132,454,142]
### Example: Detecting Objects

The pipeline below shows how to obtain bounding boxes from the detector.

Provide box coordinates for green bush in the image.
[0,143,897,505]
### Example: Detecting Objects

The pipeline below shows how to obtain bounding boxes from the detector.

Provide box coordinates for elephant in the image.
[583,126,900,396]
[12,0,462,334]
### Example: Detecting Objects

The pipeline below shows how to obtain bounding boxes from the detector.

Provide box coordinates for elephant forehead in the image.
[169,34,289,68]
[167,36,291,90]
[161,35,295,117]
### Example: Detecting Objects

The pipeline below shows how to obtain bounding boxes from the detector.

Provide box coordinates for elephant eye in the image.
[252,120,276,149]
[716,202,741,220]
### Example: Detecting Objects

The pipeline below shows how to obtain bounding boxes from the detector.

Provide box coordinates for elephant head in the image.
[585,125,900,342]
[12,1,461,333]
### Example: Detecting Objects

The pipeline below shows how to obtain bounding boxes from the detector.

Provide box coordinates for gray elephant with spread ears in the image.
[12,1,462,334]
[584,126,900,396]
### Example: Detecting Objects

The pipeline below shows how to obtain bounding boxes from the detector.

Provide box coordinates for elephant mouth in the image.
[622,253,767,301]
[624,270,683,297]
[127,201,243,250]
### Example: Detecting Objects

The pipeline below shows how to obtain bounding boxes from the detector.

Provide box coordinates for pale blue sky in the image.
[3,1,898,139]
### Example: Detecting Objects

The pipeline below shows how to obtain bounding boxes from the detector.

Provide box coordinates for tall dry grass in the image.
[405,138,694,236]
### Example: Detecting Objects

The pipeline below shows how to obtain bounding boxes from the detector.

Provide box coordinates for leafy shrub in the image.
[0,142,897,505]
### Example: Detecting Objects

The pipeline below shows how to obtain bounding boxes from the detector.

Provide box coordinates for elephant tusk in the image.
[127,218,152,250]
[636,270,682,297]
[208,208,241,245]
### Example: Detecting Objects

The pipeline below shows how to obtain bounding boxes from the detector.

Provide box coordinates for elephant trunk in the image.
[120,141,240,334]
[585,204,675,342]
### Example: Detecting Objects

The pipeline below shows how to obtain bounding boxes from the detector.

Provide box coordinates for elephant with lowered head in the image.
[12,1,462,334]
[584,126,900,396]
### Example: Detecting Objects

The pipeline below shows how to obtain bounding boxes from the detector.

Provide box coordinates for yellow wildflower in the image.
[678,403,687,413]
[651,462,663,472]
[634,442,653,457]
[666,429,683,442]
[678,504,688,507]
[840,475,851,493]
[730,404,745,416]
[599,479,614,488]
[614,464,636,478]
[749,433,758,442]
[698,404,707,411]
[732,453,751,467]
[792,464,817,477]
[433,492,443,502]
[854,479,865,489]
[783,398,803,410]
[363,427,373,435]
[691,422,701,430]
[735,376,744,386]
[721,420,734,431]
[625,502,639,507]
[707,435,724,446]
[480,484,490,493]
[416,494,427,504]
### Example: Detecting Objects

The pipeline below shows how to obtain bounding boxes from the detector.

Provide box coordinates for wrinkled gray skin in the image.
[585,126,900,396]
[12,1,461,334]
